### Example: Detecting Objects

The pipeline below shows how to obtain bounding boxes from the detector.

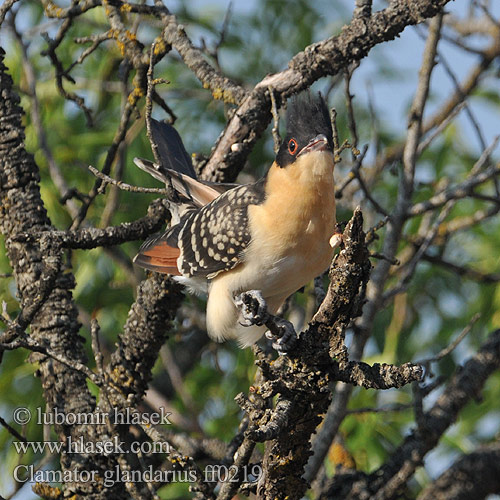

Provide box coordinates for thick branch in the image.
[331,360,422,390]
[201,0,452,182]
[418,442,500,500]
[106,273,184,406]
[0,46,122,496]
[13,199,170,250]
[324,329,500,500]
[156,5,246,104]
[252,209,372,500]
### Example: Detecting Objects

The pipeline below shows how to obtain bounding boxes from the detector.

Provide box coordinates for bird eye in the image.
[288,138,298,155]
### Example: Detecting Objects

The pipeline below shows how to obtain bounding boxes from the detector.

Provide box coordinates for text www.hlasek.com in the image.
[14,436,170,455]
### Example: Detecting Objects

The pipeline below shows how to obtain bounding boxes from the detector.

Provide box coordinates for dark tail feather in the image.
[133,253,180,275]
[133,232,182,275]
[134,157,168,184]
[134,157,233,207]
[150,119,197,179]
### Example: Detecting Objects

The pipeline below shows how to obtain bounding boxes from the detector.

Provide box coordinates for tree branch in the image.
[323,329,500,500]
[0,46,124,496]
[418,441,500,500]
[201,0,453,182]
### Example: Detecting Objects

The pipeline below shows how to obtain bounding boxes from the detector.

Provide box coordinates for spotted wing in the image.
[177,181,265,278]
[134,180,265,278]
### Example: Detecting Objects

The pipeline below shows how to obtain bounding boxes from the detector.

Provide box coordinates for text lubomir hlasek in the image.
[36,407,172,426]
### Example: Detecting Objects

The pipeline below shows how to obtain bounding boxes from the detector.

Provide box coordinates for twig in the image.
[469,190,500,204]
[417,102,466,155]
[370,253,400,265]
[354,149,388,216]
[222,416,249,466]
[143,42,176,202]
[365,81,382,161]
[384,200,455,302]
[160,345,197,414]
[100,58,132,228]
[69,30,114,74]
[88,165,169,194]
[438,204,500,235]
[1,333,102,385]
[345,403,413,415]
[410,149,500,217]
[365,216,390,245]
[217,395,258,500]
[204,1,233,70]
[41,21,94,126]
[401,13,443,209]
[416,313,480,365]
[9,14,80,218]
[72,101,135,229]
[344,63,359,156]
[0,415,27,443]
[269,87,281,153]
[146,42,162,166]
[90,318,105,381]
[331,108,340,152]
[439,30,486,55]
[470,134,500,176]
[440,55,487,152]
[335,145,370,203]
[422,252,500,283]
[0,0,19,26]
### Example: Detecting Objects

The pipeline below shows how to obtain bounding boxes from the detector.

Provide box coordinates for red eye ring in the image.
[288,138,298,155]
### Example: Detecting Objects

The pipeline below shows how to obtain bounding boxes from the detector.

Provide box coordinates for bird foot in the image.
[265,318,297,355]
[234,290,269,327]
[235,291,297,354]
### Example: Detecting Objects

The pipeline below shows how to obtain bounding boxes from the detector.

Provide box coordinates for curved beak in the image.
[298,134,330,156]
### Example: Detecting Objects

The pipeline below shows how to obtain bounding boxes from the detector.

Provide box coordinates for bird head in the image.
[276,92,334,168]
